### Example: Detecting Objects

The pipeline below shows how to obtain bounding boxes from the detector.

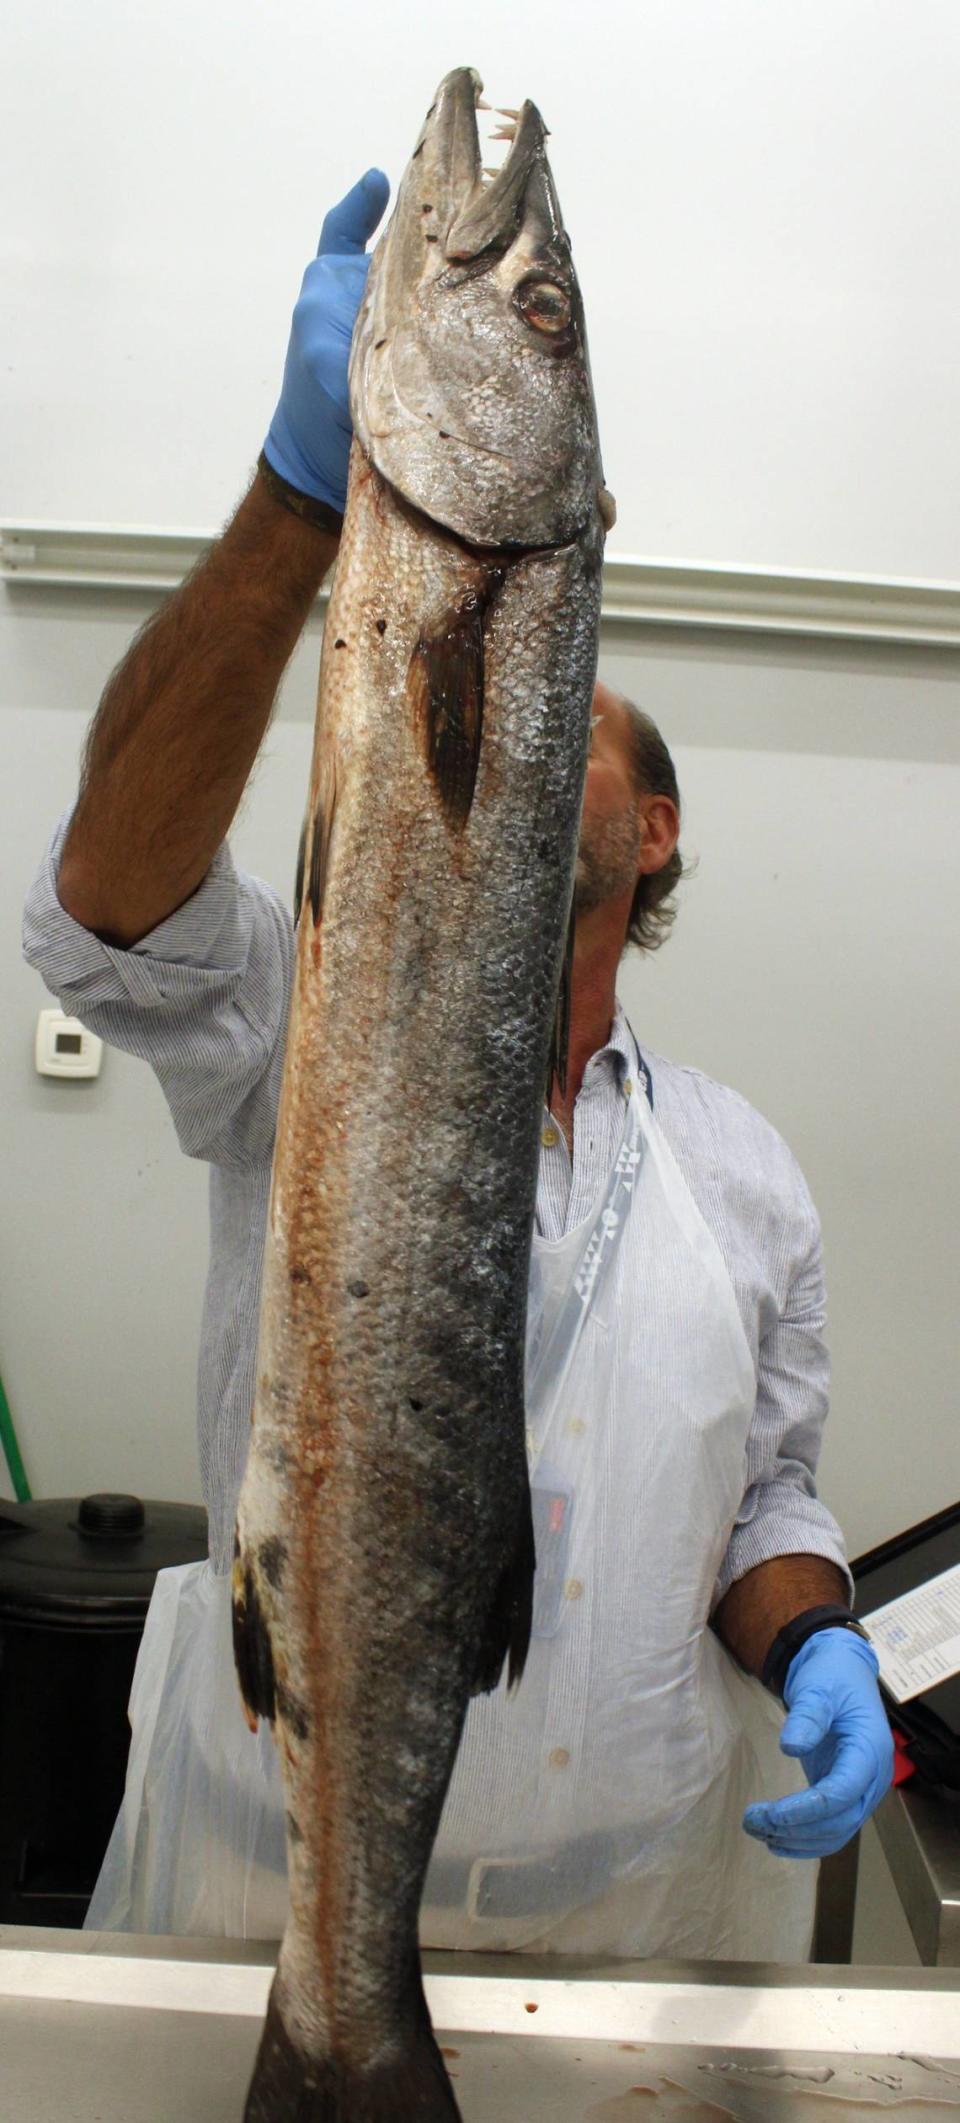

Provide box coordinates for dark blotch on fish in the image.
[265,1438,292,1475]
[285,1812,303,1846]
[275,1680,311,1741]
[259,1536,288,1590]
[376,617,387,635]
[291,1264,311,1285]
[347,1278,370,1299]
[334,638,347,649]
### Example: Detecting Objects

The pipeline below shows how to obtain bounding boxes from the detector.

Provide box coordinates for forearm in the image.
[58,470,337,946]
[712,1553,849,1679]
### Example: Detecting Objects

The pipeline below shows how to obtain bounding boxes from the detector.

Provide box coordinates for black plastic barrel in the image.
[0,1492,207,1927]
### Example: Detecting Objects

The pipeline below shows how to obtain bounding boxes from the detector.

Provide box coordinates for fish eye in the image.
[515,277,573,335]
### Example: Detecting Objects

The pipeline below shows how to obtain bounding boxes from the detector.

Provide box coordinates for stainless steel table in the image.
[874,1781,960,1965]
[3,1925,960,2119]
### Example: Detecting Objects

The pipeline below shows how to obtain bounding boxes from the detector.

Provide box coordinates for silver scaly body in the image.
[233,66,611,2122]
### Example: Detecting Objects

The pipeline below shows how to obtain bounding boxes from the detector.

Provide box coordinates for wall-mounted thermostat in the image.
[35,1009,103,1080]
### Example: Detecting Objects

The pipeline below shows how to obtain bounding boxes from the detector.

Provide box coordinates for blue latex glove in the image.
[743,1628,894,1859]
[263,168,391,515]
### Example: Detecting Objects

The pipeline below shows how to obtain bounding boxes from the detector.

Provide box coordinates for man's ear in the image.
[637,794,680,876]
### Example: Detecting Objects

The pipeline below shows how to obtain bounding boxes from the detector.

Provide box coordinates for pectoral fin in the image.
[408,603,485,831]
[232,1537,277,1726]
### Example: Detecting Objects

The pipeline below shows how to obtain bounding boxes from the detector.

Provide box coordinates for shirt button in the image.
[548,1747,571,1770]
[565,1578,584,1602]
[541,1124,560,1148]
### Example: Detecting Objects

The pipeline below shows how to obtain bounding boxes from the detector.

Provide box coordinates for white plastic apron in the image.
[87,1062,814,1958]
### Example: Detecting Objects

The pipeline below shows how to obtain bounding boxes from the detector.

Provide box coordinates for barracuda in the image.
[232,65,613,2122]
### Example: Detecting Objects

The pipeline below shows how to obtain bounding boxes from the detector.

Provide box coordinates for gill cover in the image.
[350,67,606,549]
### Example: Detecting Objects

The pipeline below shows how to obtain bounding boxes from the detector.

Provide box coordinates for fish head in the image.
[350,67,613,550]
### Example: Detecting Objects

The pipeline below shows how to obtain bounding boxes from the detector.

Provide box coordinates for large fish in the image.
[232,65,612,2123]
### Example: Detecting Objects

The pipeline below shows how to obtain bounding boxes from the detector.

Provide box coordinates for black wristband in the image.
[256,451,344,537]
[761,1603,870,1702]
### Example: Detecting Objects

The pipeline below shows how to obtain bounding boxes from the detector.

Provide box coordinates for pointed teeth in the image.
[496,106,521,119]
[491,124,517,142]
[482,166,498,179]
[475,96,491,110]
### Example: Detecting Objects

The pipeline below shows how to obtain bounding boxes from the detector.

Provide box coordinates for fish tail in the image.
[244,1979,463,2122]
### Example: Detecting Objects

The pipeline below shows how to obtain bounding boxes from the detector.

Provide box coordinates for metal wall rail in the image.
[4,523,960,649]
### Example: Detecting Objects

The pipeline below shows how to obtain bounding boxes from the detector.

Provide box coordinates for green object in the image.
[0,1366,31,1503]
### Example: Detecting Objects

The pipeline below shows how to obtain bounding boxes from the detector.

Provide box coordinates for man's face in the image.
[574,685,644,916]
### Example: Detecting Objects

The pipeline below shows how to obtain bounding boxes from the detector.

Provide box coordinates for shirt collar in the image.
[582,998,637,1092]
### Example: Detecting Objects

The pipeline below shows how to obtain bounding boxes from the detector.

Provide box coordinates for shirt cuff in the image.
[713,1493,854,1610]
[22,807,250,1010]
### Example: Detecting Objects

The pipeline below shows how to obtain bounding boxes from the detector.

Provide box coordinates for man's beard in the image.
[574,809,643,916]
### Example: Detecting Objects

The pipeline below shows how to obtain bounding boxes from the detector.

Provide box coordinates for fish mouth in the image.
[396,65,562,270]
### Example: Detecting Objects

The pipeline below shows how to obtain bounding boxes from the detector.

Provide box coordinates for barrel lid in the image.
[0,1494,208,1629]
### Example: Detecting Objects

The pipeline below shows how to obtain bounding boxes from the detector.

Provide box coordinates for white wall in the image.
[4,0,960,574]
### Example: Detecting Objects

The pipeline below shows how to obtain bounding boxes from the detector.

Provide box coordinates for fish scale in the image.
[232,64,611,2122]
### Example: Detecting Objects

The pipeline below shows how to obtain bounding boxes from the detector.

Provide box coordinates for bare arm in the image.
[712,1554,849,1678]
[57,471,337,947]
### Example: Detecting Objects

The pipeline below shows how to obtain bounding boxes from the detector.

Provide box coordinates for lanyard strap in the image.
[526,1081,649,1460]
[633,1037,654,1112]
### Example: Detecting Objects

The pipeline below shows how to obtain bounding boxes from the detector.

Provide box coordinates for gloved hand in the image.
[263,168,391,516]
[743,1628,894,1859]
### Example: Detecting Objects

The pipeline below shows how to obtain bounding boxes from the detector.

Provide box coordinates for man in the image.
[23,171,892,1958]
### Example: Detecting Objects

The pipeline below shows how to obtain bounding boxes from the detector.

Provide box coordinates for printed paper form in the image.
[862,1560,960,1703]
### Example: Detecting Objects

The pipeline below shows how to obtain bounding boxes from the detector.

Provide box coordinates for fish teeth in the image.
[491,124,517,142]
[496,106,521,119]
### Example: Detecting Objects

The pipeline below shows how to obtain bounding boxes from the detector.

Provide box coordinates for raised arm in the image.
[57,170,389,948]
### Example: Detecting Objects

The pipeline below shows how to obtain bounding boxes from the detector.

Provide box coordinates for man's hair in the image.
[620,698,687,953]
